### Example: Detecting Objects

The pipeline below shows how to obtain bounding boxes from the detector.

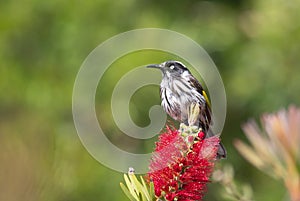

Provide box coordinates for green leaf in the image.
[129,173,147,201]
[124,174,139,200]
[140,176,151,200]
[120,182,137,201]
[120,170,155,201]
[149,181,155,200]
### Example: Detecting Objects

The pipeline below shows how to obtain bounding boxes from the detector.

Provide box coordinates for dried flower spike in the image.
[212,165,254,201]
[235,105,300,201]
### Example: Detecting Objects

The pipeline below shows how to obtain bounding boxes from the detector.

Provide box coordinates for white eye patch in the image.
[170,65,175,70]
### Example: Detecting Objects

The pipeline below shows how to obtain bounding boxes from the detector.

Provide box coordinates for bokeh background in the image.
[1,0,300,200]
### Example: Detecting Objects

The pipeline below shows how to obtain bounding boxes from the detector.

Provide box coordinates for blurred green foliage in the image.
[1,0,299,200]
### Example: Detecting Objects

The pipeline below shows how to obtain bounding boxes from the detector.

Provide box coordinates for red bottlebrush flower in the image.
[148,127,220,201]
[149,126,188,172]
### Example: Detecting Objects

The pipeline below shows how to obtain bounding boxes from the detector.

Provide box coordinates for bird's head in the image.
[147,61,189,78]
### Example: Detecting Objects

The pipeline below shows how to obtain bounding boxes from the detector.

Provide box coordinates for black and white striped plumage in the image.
[147,61,226,158]
[147,61,211,130]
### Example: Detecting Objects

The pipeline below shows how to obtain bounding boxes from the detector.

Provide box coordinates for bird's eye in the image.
[170,65,175,70]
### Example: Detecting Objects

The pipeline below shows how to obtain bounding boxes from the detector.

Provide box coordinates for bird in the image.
[147,60,226,158]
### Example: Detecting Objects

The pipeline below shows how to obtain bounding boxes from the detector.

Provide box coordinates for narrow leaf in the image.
[129,174,147,201]
[120,182,136,201]
[124,174,139,200]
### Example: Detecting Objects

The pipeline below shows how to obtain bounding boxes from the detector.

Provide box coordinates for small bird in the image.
[147,60,226,158]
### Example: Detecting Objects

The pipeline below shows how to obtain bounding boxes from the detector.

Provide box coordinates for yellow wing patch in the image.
[202,90,211,109]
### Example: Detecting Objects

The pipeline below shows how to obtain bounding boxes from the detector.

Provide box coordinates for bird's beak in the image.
[146,64,162,69]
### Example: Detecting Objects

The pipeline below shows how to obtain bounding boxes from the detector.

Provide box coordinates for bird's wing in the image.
[189,75,212,127]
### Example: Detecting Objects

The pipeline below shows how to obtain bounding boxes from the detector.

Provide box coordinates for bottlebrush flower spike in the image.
[148,104,220,201]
